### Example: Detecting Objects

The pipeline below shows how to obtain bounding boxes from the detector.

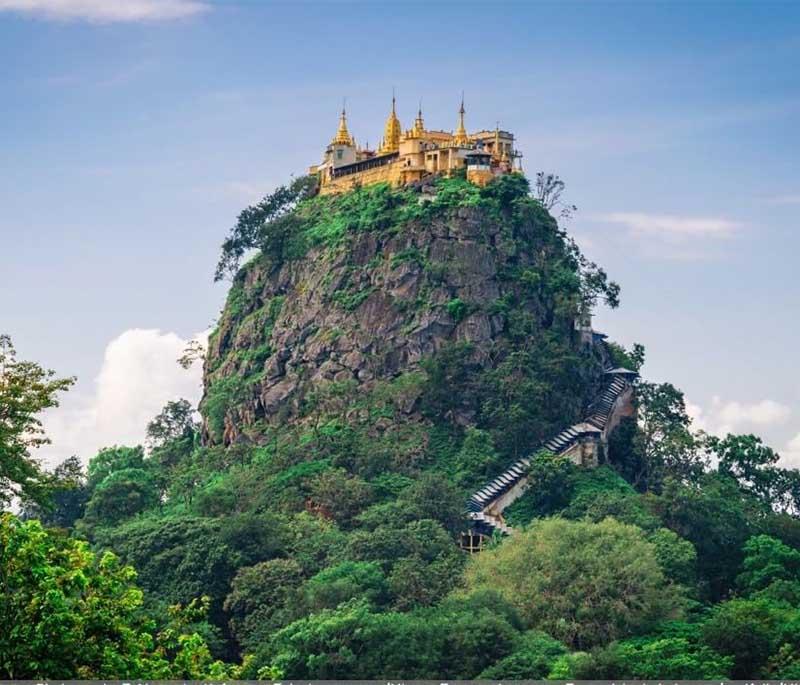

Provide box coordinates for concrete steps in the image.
[465,347,637,542]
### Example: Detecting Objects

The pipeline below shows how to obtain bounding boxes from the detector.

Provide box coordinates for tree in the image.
[701,598,788,678]
[648,473,757,600]
[737,535,800,596]
[0,334,74,507]
[632,381,704,490]
[83,467,160,524]
[584,635,733,679]
[20,455,88,528]
[82,444,158,527]
[146,399,198,451]
[345,518,462,572]
[177,339,206,370]
[705,433,800,513]
[86,445,148,491]
[388,552,464,610]
[307,468,374,528]
[257,598,374,678]
[462,517,685,649]
[224,558,304,651]
[478,630,568,679]
[396,471,465,535]
[561,466,661,531]
[420,342,480,423]
[453,427,500,487]
[533,172,576,220]
[479,344,585,459]
[214,175,318,281]
[525,451,576,515]
[648,527,698,588]
[0,513,229,678]
[302,560,388,612]
[89,515,241,628]
[253,597,521,679]
[283,511,347,575]
[567,241,621,310]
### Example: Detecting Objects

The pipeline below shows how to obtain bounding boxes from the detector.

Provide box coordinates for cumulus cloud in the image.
[595,212,739,240]
[688,397,800,468]
[0,0,208,22]
[36,328,206,467]
[782,433,800,469]
[687,396,791,437]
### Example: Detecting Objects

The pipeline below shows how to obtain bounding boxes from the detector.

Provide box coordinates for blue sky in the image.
[1,0,799,465]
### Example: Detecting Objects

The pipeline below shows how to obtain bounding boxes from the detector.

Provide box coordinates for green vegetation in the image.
[0,514,242,679]
[463,517,685,649]
[0,334,74,507]
[6,174,800,679]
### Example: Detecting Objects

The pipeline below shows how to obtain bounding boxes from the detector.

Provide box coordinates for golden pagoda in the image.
[309,95,520,195]
[453,96,469,146]
[378,95,402,154]
[331,107,354,146]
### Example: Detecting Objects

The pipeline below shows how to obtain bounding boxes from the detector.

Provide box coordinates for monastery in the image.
[309,97,523,195]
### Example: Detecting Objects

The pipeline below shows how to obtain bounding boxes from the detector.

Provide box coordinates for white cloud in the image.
[36,328,206,467]
[0,0,208,22]
[688,397,800,469]
[688,396,790,437]
[595,212,739,240]
[782,433,800,469]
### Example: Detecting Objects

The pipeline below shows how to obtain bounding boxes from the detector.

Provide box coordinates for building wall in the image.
[320,161,404,195]
[320,145,474,195]
[330,144,357,168]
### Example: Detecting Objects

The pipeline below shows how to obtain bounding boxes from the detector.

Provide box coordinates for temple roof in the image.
[331,107,354,146]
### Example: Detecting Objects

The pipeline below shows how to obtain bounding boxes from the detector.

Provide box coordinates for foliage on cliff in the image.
[202,174,617,456]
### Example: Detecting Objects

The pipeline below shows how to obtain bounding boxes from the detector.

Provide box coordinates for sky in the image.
[1,0,799,467]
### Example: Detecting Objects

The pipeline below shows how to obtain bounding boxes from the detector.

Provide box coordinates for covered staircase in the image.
[463,350,637,549]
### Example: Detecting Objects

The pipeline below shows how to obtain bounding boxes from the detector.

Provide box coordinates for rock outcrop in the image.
[201,177,608,448]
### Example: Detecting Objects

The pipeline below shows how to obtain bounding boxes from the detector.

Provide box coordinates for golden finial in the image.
[332,101,354,146]
[454,92,469,146]
[379,89,402,153]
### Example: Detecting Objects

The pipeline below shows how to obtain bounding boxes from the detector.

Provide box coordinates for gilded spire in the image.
[378,91,402,153]
[332,105,354,146]
[454,93,469,146]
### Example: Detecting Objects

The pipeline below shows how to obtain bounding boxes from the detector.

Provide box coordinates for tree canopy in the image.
[463,517,686,649]
[0,335,74,506]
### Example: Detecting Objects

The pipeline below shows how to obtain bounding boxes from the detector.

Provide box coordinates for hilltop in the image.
[202,174,615,452]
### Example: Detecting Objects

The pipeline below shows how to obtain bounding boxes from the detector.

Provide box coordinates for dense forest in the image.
[4,173,800,679]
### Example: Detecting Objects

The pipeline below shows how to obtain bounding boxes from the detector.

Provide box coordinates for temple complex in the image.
[309,96,523,195]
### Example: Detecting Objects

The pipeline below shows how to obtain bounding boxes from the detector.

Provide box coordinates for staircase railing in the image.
[464,354,637,546]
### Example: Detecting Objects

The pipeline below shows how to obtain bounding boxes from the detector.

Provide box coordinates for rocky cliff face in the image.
[201,176,607,451]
